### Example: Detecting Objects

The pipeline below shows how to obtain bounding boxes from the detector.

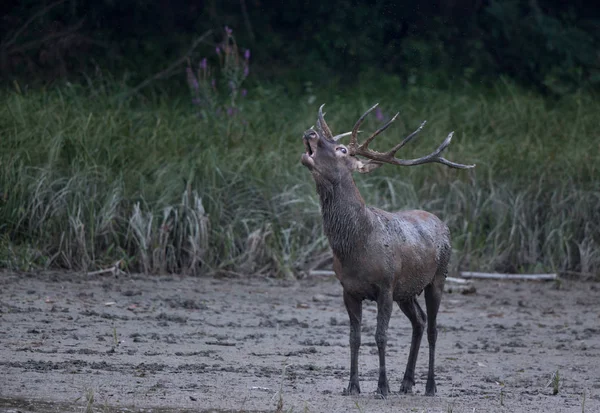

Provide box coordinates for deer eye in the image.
[337,147,347,154]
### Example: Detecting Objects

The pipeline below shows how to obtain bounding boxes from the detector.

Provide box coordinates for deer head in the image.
[301,105,375,182]
[301,103,475,182]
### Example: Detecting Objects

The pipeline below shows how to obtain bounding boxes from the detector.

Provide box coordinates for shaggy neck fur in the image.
[314,171,372,261]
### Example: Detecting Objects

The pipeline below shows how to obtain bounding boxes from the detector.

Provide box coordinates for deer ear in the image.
[350,157,383,174]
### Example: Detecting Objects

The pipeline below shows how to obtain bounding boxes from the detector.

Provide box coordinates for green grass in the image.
[1,75,599,277]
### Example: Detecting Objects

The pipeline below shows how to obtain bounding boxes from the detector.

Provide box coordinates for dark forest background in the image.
[2,0,600,93]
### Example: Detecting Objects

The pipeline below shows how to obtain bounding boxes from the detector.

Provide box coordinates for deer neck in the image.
[315,173,371,261]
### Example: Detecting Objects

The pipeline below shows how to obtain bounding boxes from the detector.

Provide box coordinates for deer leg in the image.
[398,297,426,394]
[375,292,393,398]
[343,291,362,395]
[424,282,443,396]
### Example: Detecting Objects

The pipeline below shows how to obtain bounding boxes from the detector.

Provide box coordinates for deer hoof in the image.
[343,382,361,396]
[425,379,437,396]
[400,380,414,394]
[376,384,389,399]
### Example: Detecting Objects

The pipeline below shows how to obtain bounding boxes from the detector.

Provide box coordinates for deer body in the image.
[302,104,473,397]
[331,209,450,301]
[319,178,450,300]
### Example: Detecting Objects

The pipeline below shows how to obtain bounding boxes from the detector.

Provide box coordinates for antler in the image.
[316,104,333,140]
[316,104,354,141]
[348,103,475,169]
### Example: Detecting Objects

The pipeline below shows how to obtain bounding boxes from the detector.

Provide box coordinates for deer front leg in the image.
[375,292,393,398]
[343,291,362,395]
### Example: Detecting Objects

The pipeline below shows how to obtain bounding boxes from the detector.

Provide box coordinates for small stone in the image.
[312,294,327,302]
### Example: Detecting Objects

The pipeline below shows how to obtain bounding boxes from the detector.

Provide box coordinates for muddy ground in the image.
[0,271,598,413]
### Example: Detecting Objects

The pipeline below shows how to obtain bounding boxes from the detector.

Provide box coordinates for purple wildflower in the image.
[199,58,207,71]
[186,66,199,91]
[225,26,232,36]
[241,88,247,97]
[375,107,384,122]
[215,46,221,55]
[243,65,249,78]
[244,49,251,61]
[226,106,238,117]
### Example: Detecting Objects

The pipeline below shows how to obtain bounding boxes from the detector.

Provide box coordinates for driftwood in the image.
[446,276,470,284]
[308,270,557,281]
[309,270,336,277]
[460,271,557,281]
[86,260,125,277]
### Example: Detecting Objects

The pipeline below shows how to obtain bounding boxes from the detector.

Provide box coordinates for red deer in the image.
[301,104,474,397]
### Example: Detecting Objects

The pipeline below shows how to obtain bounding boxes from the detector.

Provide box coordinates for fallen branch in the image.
[87,260,125,277]
[309,270,335,277]
[309,270,557,281]
[446,276,470,284]
[460,271,557,281]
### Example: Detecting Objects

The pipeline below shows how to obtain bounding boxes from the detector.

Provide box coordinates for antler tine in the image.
[360,112,400,150]
[350,103,379,149]
[313,104,351,141]
[318,104,333,140]
[332,131,353,141]
[389,132,475,169]
[387,120,427,156]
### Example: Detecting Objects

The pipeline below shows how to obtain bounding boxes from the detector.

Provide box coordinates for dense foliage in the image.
[2,0,599,93]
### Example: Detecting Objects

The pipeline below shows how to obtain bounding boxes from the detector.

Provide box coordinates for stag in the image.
[301,104,474,397]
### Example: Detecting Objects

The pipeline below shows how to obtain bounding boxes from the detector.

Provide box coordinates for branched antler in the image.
[348,103,475,170]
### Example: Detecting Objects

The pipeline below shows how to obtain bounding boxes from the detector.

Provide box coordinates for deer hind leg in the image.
[424,273,445,396]
[398,296,426,394]
[343,291,362,395]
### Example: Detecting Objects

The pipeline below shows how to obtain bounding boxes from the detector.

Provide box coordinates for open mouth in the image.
[304,138,315,157]
[304,138,317,158]
[301,137,317,169]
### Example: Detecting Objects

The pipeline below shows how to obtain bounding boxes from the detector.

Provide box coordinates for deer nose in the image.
[303,130,318,141]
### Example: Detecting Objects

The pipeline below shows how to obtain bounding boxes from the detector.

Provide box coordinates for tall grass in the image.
[1,77,599,277]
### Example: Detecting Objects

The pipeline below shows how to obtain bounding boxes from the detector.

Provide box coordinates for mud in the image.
[0,271,599,412]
